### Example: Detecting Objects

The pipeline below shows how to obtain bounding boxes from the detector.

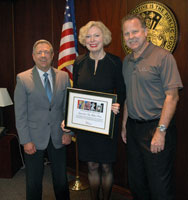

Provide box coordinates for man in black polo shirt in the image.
[121,14,183,200]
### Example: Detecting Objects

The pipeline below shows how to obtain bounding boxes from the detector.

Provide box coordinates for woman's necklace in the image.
[90,52,106,75]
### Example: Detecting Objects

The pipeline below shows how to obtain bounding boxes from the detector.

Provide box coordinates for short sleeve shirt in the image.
[122,42,183,120]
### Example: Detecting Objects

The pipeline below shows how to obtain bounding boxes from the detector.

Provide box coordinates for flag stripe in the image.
[59,41,75,52]
[62,22,73,30]
[61,28,74,38]
[58,62,74,71]
[58,54,76,66]
[60,35,75,46]
[59,47,76,59]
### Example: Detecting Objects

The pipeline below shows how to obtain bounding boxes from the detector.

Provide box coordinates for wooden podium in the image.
[0,134,23,178]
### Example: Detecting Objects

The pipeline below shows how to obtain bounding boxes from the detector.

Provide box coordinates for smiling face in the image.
[122,18,148,54]
[85,26,104,54]
[32,43,54,72]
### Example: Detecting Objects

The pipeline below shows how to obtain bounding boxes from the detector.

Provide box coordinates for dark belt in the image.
[128,117,159,124]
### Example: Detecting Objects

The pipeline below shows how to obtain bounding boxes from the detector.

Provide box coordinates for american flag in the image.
[58,0,78,82]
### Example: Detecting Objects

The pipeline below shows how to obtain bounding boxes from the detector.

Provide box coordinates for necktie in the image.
[43,72,52,102]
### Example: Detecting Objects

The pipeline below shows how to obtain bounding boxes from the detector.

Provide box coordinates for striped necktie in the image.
[43,72,52,102]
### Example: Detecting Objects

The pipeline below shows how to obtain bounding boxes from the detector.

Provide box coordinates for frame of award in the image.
[64,87,117,138]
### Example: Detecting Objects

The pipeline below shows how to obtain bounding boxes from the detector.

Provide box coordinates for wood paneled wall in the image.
[0,0,187,199]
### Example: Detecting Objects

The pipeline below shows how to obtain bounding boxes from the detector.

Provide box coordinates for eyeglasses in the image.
[35,50,51,55]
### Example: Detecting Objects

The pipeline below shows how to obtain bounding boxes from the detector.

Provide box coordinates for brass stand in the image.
[69,135,89,191]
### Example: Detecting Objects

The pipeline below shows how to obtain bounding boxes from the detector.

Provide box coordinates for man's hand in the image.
[150,129,165,153]
[121,127,127,144]
[61,120,71,133]
[24,142,36,155]
[150,88,179,153]
[62,134,72,145]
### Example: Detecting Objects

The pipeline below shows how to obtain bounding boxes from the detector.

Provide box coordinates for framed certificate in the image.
[64,87,117,138]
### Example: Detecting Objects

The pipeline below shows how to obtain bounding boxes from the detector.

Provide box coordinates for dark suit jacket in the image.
[14,66,71,150]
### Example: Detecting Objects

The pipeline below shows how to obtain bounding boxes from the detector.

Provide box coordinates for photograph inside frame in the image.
[65,87,117,138]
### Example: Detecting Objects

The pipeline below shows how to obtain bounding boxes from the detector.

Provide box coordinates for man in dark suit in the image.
[14,39,72,200]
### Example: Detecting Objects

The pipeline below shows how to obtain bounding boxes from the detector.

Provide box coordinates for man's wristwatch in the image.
[157,124,167,132]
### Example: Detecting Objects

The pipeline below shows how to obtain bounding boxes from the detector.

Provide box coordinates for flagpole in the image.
[58,0,88,190]
[69,134,89,190]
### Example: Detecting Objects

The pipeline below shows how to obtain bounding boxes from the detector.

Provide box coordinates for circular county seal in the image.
[122,1,179,54]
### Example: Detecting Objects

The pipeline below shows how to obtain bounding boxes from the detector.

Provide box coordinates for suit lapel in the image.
[32,66,48,101]
[50,68,57,104]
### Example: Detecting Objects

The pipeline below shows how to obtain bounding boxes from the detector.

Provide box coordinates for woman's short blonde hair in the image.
[79,21,112,46]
